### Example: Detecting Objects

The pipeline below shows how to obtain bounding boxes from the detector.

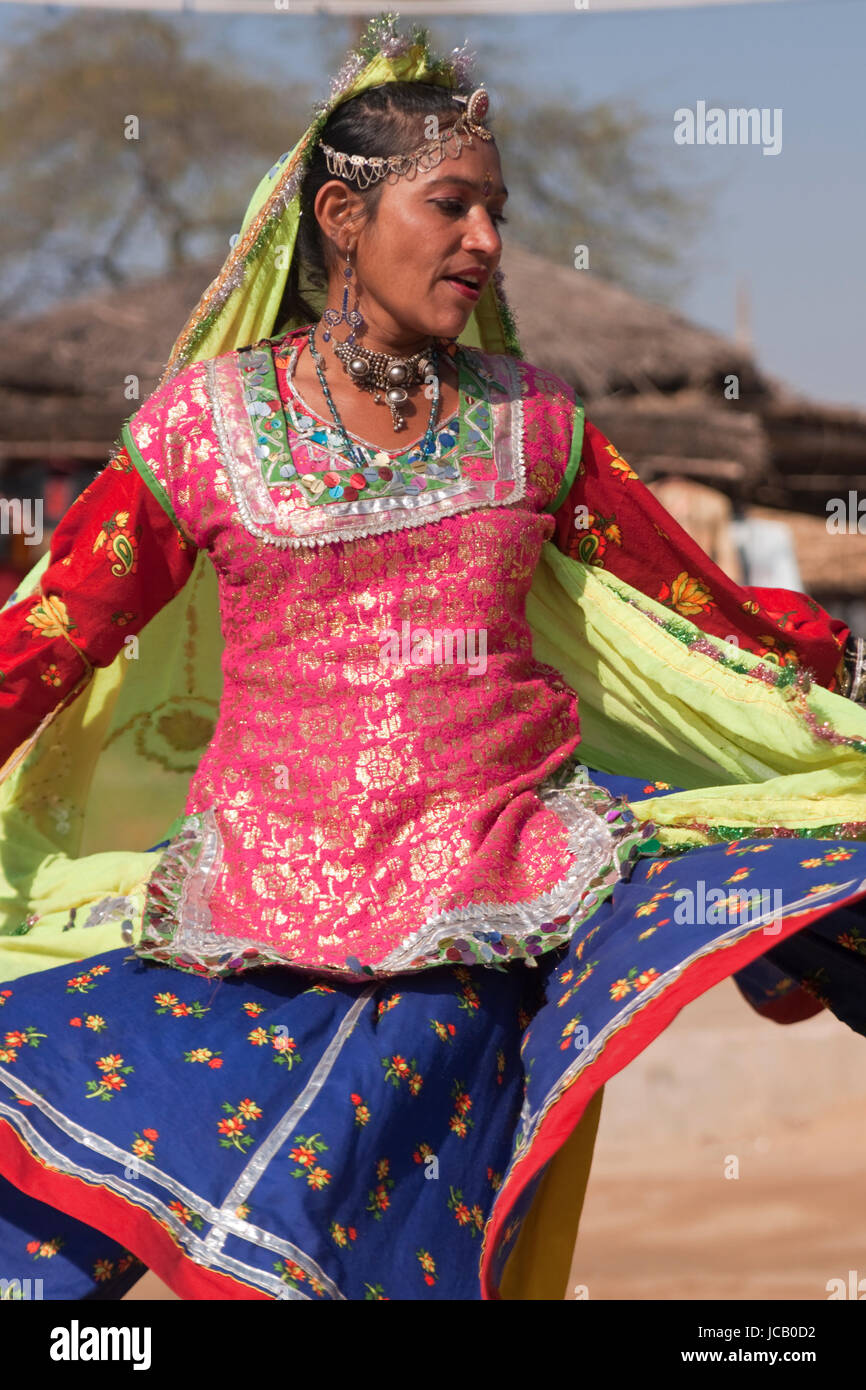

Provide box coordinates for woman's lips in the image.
[443,277,481,301]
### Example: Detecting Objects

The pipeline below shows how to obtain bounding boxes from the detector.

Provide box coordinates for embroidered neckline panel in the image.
[208,335,526,548]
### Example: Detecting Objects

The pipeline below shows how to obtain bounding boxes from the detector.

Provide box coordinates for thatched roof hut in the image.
[754,395,866,513]
[501,244,775,501]
[0,262,215,463]
[503,243,768,404]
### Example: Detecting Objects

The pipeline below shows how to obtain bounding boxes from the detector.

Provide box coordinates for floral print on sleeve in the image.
[0,453,196,766]
[552,418,850,690]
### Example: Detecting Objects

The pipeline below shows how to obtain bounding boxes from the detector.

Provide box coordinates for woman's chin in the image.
[390,300,474,346]
[421,306,475,341]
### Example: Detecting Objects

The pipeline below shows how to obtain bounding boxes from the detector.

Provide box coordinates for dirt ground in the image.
[124,975,866,1302]
[569,976,866,1301]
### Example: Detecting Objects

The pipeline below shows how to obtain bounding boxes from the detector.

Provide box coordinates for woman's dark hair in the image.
[276,82,494,329]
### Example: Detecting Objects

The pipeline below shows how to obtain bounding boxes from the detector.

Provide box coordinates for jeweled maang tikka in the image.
[318,86,494,190]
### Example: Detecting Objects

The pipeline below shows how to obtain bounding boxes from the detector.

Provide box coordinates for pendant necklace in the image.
[307,324,442,471]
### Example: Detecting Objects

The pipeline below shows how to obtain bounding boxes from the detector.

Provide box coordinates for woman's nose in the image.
[463,213,502,258]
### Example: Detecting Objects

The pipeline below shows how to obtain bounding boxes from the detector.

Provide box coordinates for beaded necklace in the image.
[307,324,442,471]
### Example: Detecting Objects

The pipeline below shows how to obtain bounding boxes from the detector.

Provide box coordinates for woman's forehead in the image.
[421,170,509,199]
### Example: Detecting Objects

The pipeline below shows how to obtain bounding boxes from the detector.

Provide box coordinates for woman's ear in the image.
[313,181,367,262]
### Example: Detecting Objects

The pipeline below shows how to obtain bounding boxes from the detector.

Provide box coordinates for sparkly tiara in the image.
[318,86,493,190]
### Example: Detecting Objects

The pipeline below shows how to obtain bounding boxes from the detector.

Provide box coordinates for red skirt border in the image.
[480,886,866,1298]
[0,1120,270,1300]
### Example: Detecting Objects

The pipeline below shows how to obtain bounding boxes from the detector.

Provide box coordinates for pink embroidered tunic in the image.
[118,327,646,978]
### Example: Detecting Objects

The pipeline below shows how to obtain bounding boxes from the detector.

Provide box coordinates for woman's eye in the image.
[435,199,508,226]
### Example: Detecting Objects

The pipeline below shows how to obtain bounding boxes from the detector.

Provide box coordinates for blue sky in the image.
[2,0,863,407]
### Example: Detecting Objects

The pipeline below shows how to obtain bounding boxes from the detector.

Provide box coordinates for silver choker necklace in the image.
[307,325,442,468]
[330,335,437,432]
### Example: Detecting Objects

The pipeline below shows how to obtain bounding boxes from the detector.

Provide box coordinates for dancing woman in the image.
[0,15,864,1301]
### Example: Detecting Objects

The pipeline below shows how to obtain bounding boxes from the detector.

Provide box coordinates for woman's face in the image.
[318,139,508,349]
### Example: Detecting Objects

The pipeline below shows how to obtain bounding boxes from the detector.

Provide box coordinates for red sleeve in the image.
[552,420,850,692]
[0,448,196,769]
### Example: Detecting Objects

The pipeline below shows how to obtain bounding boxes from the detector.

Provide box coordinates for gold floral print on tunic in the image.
[126,338,650,979]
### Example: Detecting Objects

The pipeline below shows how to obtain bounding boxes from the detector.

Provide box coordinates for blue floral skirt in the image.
[1,770,865,1301]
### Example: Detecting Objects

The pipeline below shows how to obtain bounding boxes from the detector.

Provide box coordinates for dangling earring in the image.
[322,245,365,345]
